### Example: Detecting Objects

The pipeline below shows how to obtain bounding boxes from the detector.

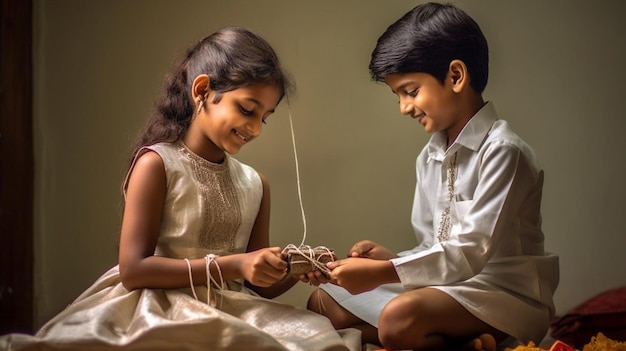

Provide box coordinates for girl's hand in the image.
[241,247,287,287]
[327,257,399,294]
[348,240,397,260]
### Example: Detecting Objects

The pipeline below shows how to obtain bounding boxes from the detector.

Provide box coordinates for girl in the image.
[1,27,358,351]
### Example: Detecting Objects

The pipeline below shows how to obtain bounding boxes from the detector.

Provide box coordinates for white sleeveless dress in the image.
[1,141,359,351]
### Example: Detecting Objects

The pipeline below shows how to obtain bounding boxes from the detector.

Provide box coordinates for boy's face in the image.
[384,72,462,137]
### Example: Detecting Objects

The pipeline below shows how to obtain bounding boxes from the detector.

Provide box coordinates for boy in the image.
[304,3,559,351]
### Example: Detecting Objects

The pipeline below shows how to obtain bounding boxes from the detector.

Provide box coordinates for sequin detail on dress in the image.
[179,142,241,251]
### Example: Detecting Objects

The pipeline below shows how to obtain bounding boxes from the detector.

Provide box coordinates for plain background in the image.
[33,0,626,340]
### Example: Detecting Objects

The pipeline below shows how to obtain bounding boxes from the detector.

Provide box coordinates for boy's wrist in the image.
[378,259,400,285]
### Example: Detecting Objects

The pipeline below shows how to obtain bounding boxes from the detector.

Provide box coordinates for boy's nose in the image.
[401,102,415,116]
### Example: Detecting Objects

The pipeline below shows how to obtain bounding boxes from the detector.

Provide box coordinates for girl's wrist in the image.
[215,254,241,282]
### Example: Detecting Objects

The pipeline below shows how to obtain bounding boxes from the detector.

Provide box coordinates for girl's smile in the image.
[233,129,251,144]
[185,80,281,162]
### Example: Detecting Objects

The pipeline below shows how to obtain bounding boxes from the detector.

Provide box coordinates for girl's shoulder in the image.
[226,155,253,171]
[226,156,262,186]
[144,141,177,154]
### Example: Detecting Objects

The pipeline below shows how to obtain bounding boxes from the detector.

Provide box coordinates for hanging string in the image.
[282,109,335,278]
[184,258,199,301]
[287,108,307,247]
[205,254,224,308]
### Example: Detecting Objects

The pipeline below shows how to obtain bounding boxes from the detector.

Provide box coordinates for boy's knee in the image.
[378,296,421,349]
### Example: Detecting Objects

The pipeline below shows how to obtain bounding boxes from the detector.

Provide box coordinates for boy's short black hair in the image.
[369,2,489,93]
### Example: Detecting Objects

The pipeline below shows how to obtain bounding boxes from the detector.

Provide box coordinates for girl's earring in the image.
[196,97,205,115]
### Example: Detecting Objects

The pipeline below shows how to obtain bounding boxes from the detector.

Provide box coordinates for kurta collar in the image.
[427,102,498,162]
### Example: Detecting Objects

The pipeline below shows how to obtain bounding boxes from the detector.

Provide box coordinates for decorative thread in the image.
[205,254,224,308]
[284,109,335,313]
[287,109,307,247]
[282,244,335,276]
[184,258,199,301]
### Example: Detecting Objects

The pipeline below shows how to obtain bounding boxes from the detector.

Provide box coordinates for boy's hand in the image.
[326,257,399,294]
[348,240,397,260]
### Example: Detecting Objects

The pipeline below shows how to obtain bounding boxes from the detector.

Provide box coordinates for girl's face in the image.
[384,71,463,141]
[189,84,281,162]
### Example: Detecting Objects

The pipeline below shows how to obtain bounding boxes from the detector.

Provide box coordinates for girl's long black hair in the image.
[128,26,293,168]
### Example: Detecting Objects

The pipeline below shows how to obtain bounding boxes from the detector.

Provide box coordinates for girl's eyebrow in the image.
[244,97,275,114]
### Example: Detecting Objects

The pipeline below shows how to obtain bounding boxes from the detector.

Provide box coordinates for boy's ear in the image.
[191,74,211,100]
[448,60,469,93]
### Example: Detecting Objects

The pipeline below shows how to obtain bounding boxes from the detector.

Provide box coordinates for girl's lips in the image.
[234,129,249,143]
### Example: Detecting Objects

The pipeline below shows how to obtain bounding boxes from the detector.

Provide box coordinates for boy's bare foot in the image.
[465,333,497,351]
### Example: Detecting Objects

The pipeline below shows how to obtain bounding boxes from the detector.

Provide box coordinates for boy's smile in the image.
[384,72,457,135]
[383,64,481,147]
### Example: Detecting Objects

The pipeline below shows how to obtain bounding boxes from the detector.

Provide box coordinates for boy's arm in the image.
[348,240,397,260]
[393,142,540,289]
[327,257,399,294]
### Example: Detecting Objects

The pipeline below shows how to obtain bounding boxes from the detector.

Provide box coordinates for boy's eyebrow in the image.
[391,81,414,94]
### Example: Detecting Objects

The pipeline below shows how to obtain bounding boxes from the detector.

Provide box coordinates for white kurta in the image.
[322,102,559,345]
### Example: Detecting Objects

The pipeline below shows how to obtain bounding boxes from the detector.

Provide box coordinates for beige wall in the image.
[34,0,626,332]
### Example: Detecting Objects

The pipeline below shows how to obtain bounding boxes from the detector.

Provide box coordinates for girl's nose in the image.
[248,118,263,137]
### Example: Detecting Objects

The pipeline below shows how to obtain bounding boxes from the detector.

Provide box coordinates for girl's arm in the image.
[118,151,287,291]
[244,173,297,299]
